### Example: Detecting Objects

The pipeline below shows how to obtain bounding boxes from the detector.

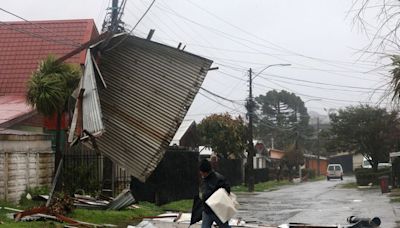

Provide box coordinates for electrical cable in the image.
[0,8,81,47]
[129,0,156,33]
[0,20,80,47]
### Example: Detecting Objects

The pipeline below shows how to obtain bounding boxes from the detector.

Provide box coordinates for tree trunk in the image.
[55,111,62,174]
[373,160,379,172]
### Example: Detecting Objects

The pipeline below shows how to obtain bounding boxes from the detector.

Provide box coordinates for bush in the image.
[302,168,316,179]
[355,168,391,186]
[19,186,49,208]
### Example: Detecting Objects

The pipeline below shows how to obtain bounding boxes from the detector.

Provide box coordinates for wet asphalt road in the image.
[236,176,400,227]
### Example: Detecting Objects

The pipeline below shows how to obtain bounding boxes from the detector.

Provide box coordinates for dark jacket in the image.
[190,171,231,225]
[200,171,230,214]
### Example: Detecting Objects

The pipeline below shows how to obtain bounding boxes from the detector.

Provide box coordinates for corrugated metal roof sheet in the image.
[82,50,104,136]
[68,50,105,142]
[96,34,212,182]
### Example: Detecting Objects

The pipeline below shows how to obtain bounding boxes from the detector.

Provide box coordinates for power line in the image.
[265,78,388,104]
[0,8,81,47]
[200,87,245,104]
[198,91,245,114]
[0,20,79,47]
[214,61,385,93]
[257,72,385,91]
[129,0,156,33]
[185,0,386,71]
[267,77,385,94]
[155,2,386,82]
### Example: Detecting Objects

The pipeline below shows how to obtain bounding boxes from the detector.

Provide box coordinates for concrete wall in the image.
[0,134,54,202]
[353,153,364,170]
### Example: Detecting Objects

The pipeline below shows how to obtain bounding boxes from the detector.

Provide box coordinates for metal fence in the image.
[60,144,103,194]
[60,144,130,196]
[131,148,199,205]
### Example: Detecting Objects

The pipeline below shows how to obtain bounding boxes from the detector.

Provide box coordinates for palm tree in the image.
[26,55,81,168]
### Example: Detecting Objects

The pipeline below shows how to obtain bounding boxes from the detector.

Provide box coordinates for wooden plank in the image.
[26,151,30,189]
[4,152,8,201]
[36,153,39,186]
[46,158,63,207]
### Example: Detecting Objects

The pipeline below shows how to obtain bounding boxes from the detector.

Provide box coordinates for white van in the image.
[326,164,343,181]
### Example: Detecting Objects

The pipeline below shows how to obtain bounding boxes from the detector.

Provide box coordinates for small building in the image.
[254,141,268,169]
[0,19,98,201]
[303,154,328,175]
[269,148,286,160]
[169,120,197,150]
[329,152,355,173]
[0,19,99,132]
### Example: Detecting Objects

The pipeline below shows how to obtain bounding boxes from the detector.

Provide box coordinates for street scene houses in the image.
[0,1,400,227]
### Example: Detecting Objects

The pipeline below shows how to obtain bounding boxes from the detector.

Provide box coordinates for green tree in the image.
[389,55,400,102]
[329,105,398,172]
[26,55,81,167]
[197,113,247,158]
[255,90,311,149]
[282,139,304,181]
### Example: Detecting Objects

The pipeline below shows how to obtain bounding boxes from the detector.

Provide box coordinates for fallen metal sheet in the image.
[128,213,250,228]
[107,188,135,210]
[82,49,104,136]
[69,49,105,143]
[95,34,213,181]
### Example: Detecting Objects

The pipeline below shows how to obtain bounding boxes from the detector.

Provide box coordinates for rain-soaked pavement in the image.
[236,176,400,227]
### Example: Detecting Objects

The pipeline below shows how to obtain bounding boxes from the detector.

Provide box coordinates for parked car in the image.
[362,157,392,169]
[326,164,343,181]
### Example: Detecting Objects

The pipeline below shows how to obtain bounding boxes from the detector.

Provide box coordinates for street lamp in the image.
[246,63,291,192]
[252,64,292,80]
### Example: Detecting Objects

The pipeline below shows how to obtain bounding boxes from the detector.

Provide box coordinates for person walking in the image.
[197,159,231,228]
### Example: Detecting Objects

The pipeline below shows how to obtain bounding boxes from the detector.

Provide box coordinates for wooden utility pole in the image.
[246,68,255,192]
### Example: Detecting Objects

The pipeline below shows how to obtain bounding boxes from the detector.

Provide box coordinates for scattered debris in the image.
[129,213,247,228]
[107,189,135,210]
[49,193,75,215]
[26,193,32,200]
[10,205,116,227]
[72,188,135,210]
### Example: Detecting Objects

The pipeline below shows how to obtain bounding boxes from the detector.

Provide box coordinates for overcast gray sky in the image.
[0,0,392,122]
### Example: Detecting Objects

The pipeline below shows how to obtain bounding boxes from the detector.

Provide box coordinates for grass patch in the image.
[309,176,326,182]
[232,180,292,192]
[0,199,194,227]
[390,197,400,203]
[389,189,400,203]
[160,199,193,213]
[69,201,163,226]
[340,182,358,189]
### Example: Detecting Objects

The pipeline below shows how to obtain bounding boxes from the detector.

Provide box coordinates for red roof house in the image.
[0,19,98,129]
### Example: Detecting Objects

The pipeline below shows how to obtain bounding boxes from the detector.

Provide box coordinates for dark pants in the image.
[201,211,231,228]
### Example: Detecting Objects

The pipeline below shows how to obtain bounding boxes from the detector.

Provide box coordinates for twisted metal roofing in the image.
[96,34,212,181]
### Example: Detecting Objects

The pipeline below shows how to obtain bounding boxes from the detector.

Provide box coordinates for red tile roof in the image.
[0,19,98,96]
[0,95,33,127]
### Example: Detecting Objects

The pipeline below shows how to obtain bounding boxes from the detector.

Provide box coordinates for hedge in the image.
[355,168,391,186]
[301,168,316,180]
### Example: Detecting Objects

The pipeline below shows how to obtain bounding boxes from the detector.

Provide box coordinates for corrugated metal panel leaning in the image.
[95,34,212,182]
